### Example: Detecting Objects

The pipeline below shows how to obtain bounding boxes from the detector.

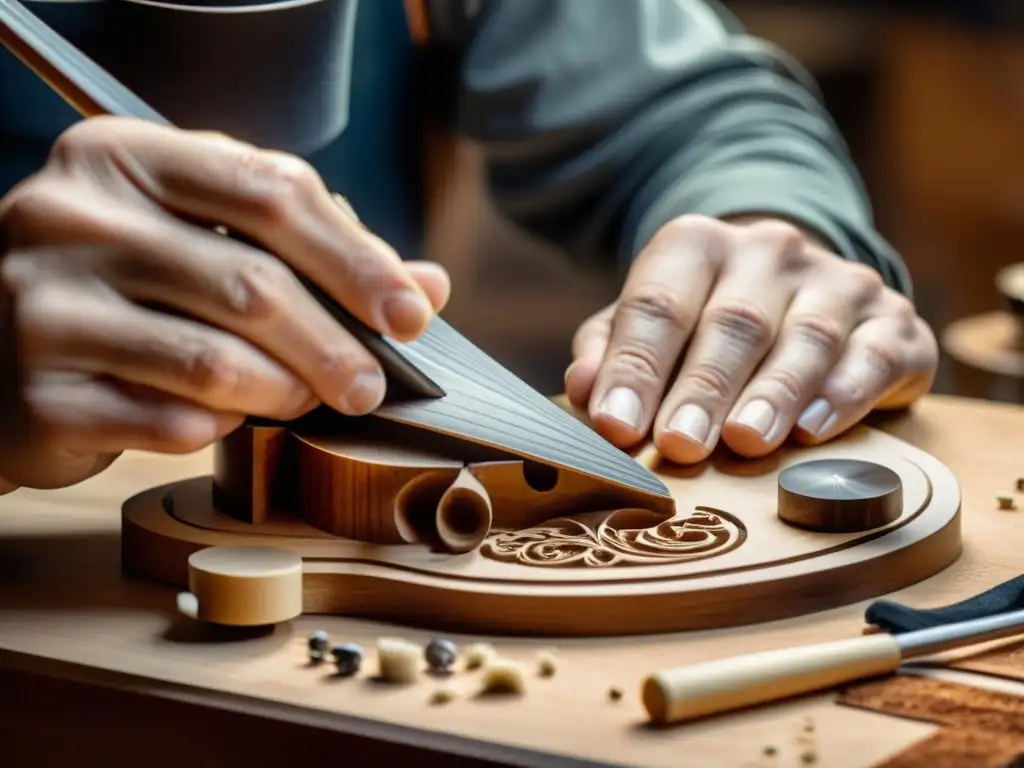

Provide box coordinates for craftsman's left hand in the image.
[566,215,938,463]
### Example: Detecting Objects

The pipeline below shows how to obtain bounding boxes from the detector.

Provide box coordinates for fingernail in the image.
[380,290,432,338]
[734,398,775,437]
[667,404,711,445]
[340,371,386,415]
[598,387,643,430]
[797,397,832,435]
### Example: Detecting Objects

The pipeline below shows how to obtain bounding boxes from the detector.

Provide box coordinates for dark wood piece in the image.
[777,459,903,533]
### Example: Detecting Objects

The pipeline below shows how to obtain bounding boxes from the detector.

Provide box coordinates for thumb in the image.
[566,306,613,408]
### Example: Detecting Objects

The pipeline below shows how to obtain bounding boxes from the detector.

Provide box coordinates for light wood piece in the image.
[0,395,1018,767]
[122,408,962,635]
[180,545,303,627]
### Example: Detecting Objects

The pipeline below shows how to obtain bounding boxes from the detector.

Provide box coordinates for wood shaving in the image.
[429,686,457,705]
[481,658,525,694]
[463,642,497,670]
[536,649,557,677]
[376,637,422,684]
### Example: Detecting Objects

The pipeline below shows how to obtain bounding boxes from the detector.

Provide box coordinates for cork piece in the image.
[778,459,903,533]
[376,637,423,684]
[838,674,1024,767]
[180,546,303,626]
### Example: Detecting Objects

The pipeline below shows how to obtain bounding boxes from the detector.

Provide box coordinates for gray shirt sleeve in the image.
[444,0,912,297]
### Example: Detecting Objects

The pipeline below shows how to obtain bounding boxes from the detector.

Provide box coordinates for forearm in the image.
[449,0,911,296]
[620,46,912,297]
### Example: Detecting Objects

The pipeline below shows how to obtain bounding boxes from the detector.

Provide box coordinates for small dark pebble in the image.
[331,642,363,676]
[308,630,330,662]
[763,745,778,758]
[1018,477,1024,492]
[608,686,623,702]
[425,638,458,672]
[800,751,818,765]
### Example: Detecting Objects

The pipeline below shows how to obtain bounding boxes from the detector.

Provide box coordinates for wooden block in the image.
[178,546,303,627]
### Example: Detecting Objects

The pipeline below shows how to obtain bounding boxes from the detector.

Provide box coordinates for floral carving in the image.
[480,506,745,568]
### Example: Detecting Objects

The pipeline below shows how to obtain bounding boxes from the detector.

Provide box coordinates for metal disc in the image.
[778,459,903,533]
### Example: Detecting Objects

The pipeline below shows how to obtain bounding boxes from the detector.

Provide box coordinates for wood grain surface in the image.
[0,395,1021,767]
[120,412,962,636]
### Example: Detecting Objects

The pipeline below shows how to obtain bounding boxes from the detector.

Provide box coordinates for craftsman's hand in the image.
[566,215,937,463]
[0,117,450,489]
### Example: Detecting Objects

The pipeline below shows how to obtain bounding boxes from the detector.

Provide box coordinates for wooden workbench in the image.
[0,394,1019,767]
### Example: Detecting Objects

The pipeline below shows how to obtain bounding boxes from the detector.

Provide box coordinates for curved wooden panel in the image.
[122,424,962,636]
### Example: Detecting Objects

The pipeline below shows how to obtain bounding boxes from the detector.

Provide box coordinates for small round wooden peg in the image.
[178,546,303,626]
[778,459,903,533]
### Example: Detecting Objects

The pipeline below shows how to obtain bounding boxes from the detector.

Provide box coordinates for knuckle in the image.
[861,340,905,377]
[231,148,322,222]
[1,178,67,239]
[609,339,665,386]
[747,219,805,249]
[317,344,364,383]
[618,287,692,332]
[706,301,775,348]
[49,119,119,166]
[178,340,240,400]
[757,368,806,403]
[789,313,845,357]
[224,255,297,322]
[10,284,72,357]
[678,360,734,401]
[843,263,885,304]
[658,214,723,240]
[0,251,35,295]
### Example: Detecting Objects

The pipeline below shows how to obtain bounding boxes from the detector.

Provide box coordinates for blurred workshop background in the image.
[425,0,1024,402]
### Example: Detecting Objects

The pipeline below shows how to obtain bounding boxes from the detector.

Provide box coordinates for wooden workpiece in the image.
[0,395,1019,768]
[121,402,962,636]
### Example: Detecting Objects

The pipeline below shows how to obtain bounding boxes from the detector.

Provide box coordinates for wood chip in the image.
[536,649,557,677]
[481,659,525,694]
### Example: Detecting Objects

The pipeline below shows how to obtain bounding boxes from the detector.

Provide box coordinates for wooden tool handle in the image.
[641,633,902,725]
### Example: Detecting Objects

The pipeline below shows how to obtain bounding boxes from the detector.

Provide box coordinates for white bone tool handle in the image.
[642,633,902,725]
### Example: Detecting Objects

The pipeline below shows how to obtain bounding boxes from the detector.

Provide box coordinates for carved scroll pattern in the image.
[480,506,745,568]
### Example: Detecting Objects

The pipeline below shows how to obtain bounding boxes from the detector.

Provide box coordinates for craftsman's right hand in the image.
[0,117,450,490]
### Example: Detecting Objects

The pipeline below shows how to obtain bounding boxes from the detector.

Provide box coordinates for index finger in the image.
[55,118,436,341]
[588,223,722,447]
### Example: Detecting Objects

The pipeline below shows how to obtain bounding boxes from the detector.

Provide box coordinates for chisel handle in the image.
[642,633,903,725]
